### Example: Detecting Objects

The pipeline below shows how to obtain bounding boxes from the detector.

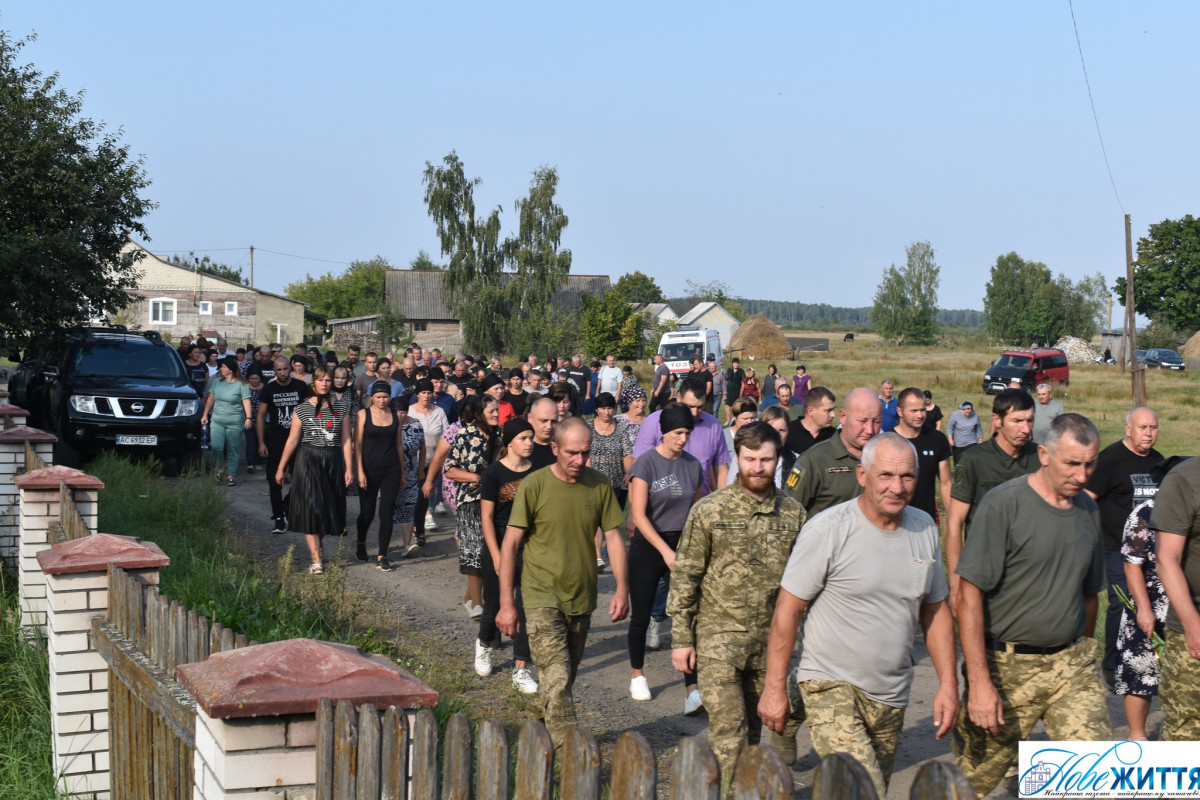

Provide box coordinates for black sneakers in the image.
[271,516,286,534]
[376,557,393,572]
[355,543,369,562]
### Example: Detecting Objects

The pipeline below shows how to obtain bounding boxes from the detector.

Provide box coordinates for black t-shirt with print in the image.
[258,379,311,440]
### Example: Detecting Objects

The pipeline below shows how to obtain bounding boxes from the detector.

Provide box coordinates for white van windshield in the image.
[660,342,705,361]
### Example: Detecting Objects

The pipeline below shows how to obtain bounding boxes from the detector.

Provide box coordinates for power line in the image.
[1068,0,1124,213]
[154,247,353,266]
[253,248,351,266]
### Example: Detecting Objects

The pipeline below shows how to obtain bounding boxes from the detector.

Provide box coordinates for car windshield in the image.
[991,354,1031,370]
[659,343,704,360]
[73,341,185,379]
[1152,349,1180,359]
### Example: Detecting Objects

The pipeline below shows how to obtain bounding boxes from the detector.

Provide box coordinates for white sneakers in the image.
[630,675,652,701]
[512,667,539,694]
[433,502,448,515]
[645,618,661,650]
[474,640,492,677]
[684,688,704,716]
[464,601,483,619]
[424,516,437,531]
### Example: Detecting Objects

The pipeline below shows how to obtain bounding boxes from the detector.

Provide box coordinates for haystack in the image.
[728,315,792,361]
[1183,329,1200,359]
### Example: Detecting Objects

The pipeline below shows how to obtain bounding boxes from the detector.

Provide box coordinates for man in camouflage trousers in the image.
[1151,452,1200,740]
[954,414,1112,796]
[667,422,805,782]
[759,433,959,797]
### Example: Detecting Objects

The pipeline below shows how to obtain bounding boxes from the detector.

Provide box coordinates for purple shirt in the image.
[633,410,730,495]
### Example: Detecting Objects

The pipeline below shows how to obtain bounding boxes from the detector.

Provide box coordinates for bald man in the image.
[784,387,883,517]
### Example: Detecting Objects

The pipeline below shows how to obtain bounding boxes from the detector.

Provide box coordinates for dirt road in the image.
[221,476,1152,800]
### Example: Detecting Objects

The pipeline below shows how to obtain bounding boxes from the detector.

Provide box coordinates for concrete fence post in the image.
[37,532,170,799]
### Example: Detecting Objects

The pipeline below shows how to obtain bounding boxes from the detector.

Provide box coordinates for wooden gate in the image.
[93,565,254,799]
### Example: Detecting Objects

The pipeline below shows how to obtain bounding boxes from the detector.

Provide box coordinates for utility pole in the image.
[249,245,255,288]
[1125,214,1145,406]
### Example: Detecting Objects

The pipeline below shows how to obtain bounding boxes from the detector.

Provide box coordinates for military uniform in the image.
[953,477,1112,796]
[783,434,860,517]
[667,483,805,779]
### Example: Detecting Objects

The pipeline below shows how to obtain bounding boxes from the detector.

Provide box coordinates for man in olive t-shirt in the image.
[1150,455,1200,741]
[496,418,628,751]
[952,414,1111,797]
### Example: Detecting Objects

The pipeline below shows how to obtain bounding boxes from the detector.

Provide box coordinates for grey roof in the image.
[631,302,676,318]
[386,270,611,320]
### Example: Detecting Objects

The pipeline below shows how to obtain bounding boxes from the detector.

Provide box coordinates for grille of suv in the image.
[92,398,178,419]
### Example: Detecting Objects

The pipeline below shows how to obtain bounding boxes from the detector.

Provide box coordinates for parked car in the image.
[982,348,1071,394]
[7,327,203,468]
[1140,348,1186,370]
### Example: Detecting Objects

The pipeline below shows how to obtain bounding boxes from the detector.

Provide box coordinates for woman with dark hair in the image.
[741,367,760,401]
[626,404,703,708]
[444,395,501,617]
[205,348,221,379]
[616,387,647,451]
[618,365,643,412]
[547,381,574,421]
[762,364,779,401]
[475,417,538,694]
[201,355,252,486]
[291,354,312,385]
[389,394,426,560]
[588,392,634,570]
[324,350,338,368]
[183,345,208,396]
[276,365,354,574]
[409,378,448,540]
[354,381,406,571]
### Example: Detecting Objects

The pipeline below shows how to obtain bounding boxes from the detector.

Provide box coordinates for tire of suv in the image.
[54,423,84,469]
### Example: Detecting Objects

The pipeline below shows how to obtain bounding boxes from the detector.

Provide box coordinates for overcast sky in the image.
[5,1,1197,313]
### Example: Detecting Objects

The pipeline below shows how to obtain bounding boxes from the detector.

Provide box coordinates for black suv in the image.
[7,327,203,467]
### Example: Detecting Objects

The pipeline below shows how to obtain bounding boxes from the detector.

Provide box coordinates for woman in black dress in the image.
[354,381,405,571]
[276,366,354,574]
[444,395,500,617]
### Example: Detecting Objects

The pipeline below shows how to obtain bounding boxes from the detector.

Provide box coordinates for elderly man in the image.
[245,345,276,384]
[597,355,622,398]
[953,414,1112,796]
[1031,382,1066,442]
[784,387,881,517]
[496,418,629,752]
[1084,406,1163,690]
[708,358,726,418]
[946,400,983,461]
[1152,452,1200,740]
[878,380,898,432]
[668,422,805,783]
[945,389,1038,614]
[760,433,958,797]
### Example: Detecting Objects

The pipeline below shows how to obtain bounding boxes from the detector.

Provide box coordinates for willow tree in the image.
[421,152,505,354]
[505,166,572,358]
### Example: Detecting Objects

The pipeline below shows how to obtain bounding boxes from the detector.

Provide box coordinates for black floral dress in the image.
[1114,500,1169,697]
[444,423,498,575]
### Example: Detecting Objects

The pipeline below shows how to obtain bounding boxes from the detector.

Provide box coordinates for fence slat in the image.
[356,703,382,800]
[316,698,335,800]
[410,709,439,800]
[513,720,553,800]
[441,713,473,800]
[731,745,792,800]
[610,731,655,800]
[910,760,977,800]
[210,621,224,655]
[197,614,211,662]
[234,632,249,649]
[380,706,410,800]
[333,699,359,800]
[475,719,509,800]
[669,737,720,800]
[812,752,880,800]
[561,725,601,800]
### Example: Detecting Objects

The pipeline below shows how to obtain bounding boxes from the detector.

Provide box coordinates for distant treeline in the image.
[731,299,984,330]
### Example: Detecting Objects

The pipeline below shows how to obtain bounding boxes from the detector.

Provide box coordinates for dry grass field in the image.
[634,331,1199,457]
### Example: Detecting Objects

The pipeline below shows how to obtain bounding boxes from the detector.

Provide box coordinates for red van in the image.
[982,348,1070,394]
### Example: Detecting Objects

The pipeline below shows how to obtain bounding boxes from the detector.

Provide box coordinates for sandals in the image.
[308,563,324,575]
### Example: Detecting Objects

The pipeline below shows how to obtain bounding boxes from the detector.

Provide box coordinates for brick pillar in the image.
[177,639,439,799]
[37,532,170,800]
[0,426,56,566]
[14,466,105,630]
[0,400,31,428]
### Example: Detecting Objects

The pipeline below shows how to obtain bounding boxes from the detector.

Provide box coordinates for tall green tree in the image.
[614,271,665,304]
[285,257,391,320]
[409,249,443,271]
[0,31,155,351]
[421,152,506,355]
[505,166,572,359]
[870,241,941,345]
[984,253,1104,344]
[1114,215,1200,331]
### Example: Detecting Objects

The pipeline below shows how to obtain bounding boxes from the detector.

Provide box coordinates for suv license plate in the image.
[116,435,158,446]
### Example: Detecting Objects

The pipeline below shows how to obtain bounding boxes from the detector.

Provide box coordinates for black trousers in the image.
[265,432,288,518]
[357,464,402,555]
[627,532,694,686]
[479,544,531,662]
[649,390,671,413]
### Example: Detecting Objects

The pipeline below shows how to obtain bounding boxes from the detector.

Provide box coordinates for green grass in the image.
[0,566,58,800]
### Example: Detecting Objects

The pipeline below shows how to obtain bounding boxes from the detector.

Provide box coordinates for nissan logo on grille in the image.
[131,402,145,413]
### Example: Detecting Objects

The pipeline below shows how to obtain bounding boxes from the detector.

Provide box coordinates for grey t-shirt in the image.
[782,500,947,706]
[629,448,704,533]
[956,476,1104,647]
[1032,398,1065,443]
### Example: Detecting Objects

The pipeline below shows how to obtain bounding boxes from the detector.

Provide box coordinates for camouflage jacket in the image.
[667,483,806,666]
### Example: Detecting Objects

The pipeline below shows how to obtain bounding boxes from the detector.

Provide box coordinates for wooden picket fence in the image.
[92,565,257,800]
[315,701,978,800]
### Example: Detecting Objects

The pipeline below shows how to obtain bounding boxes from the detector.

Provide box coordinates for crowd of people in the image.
[180,335,1199,795]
